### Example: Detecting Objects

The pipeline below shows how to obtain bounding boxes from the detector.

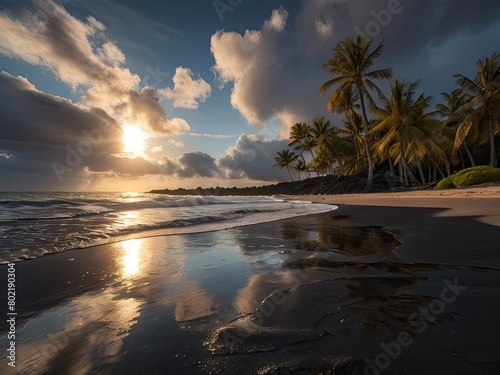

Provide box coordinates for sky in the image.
[0,0,499,191]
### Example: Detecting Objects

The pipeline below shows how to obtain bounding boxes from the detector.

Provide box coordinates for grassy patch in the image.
[435,166,500,190]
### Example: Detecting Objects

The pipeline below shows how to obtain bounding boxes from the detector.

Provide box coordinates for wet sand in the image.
[1,187,500,374]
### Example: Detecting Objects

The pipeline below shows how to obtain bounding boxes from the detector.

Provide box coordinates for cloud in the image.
[111,87,190,135]
[0,72,162,190]
[218,134,289,181]
[161,152,219,178]
[0,0,192,136]
[264,7,289,32]
[0,0,138,91]
[188,133,237,139]
[97,41,126,67]
[211,7,330,138]
[161,67,211,110]
[156,134,290,182]
[315,15,334,38]
[168,139,184,148]
[150,145,164,154]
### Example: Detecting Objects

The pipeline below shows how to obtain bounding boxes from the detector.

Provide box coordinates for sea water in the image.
[0,192,335,263]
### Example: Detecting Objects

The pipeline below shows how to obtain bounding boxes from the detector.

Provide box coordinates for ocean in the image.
[0,192,335,263]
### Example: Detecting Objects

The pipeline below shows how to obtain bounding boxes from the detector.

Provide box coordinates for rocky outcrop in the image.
[150,168,405,196]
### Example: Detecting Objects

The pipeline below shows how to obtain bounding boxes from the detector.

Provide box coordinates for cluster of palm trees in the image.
[274,36,500,190]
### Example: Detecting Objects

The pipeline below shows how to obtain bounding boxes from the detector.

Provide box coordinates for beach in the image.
[1,187,500,374]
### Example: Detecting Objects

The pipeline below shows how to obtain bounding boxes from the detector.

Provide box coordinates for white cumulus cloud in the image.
[161,67,211,110]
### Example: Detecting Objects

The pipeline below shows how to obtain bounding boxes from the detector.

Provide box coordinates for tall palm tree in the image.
[274,149,297,181]
[372,79,448,186]
[436,89,476,166]
[454,52,500,167]
[320,35,393,190]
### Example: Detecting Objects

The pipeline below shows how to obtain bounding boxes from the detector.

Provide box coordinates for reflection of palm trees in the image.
[280,214,400,257]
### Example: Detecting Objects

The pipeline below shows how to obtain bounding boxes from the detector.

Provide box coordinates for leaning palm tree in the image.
[372,79,448,186]
[320,35,393,190]
[274,149,297,181]
[453,52,500,167]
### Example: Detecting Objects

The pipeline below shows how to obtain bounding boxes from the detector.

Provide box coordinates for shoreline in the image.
[288,186,500,268]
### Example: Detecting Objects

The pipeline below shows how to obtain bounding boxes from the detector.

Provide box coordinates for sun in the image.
[122,125,148,157]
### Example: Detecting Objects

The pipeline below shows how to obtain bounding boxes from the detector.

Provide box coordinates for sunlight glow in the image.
[121,238,144,277]
[122,125,148,157]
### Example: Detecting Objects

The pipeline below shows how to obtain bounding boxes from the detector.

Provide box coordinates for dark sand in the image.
[1,189,500,374]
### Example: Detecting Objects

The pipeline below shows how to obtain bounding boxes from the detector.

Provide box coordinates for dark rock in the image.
[149,168,405,196]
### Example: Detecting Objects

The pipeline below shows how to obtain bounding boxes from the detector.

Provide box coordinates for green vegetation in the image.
[435,166,500,189]
[273,36,500,189]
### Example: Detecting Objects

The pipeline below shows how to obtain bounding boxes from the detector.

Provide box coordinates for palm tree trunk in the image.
[357,85,374,191]
[399,158,403,184]
[300,152,311,178]
[488,115,497,167]
[417,160,426,185]
[388,154,395,177]
[463,144,476,167]
[399,132,418,186]
[286,166,294,181]
[428,155,446,179]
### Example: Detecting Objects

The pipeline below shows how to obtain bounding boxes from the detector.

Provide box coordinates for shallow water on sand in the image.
[1,211,499,374]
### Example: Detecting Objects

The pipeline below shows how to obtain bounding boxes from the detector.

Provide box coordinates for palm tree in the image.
[274,149,297,181]
[320,35,393,190]
[294,159,309,180]
[436,89,476,166]
[340,110,366,162]
[372,79,448,186]
[454,52,500,167]
[288,122,312,177]
[311,116,345,175]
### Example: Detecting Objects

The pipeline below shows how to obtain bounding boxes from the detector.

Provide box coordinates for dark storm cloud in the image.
[218,134,290,181]
[160,152,219,178]
[158,135,290,182]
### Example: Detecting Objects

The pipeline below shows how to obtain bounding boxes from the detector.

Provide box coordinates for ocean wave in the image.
[0,193,337,263]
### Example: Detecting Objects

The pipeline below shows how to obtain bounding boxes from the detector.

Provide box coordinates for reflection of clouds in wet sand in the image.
[5,290,141,375]
[173,281,217,322]
[234,271,311,314]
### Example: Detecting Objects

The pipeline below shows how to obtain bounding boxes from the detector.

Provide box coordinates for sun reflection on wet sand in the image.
[121,238,143,278]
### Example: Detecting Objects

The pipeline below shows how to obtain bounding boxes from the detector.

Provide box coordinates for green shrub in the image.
[434,166,500,190]
[435,178,456,190]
